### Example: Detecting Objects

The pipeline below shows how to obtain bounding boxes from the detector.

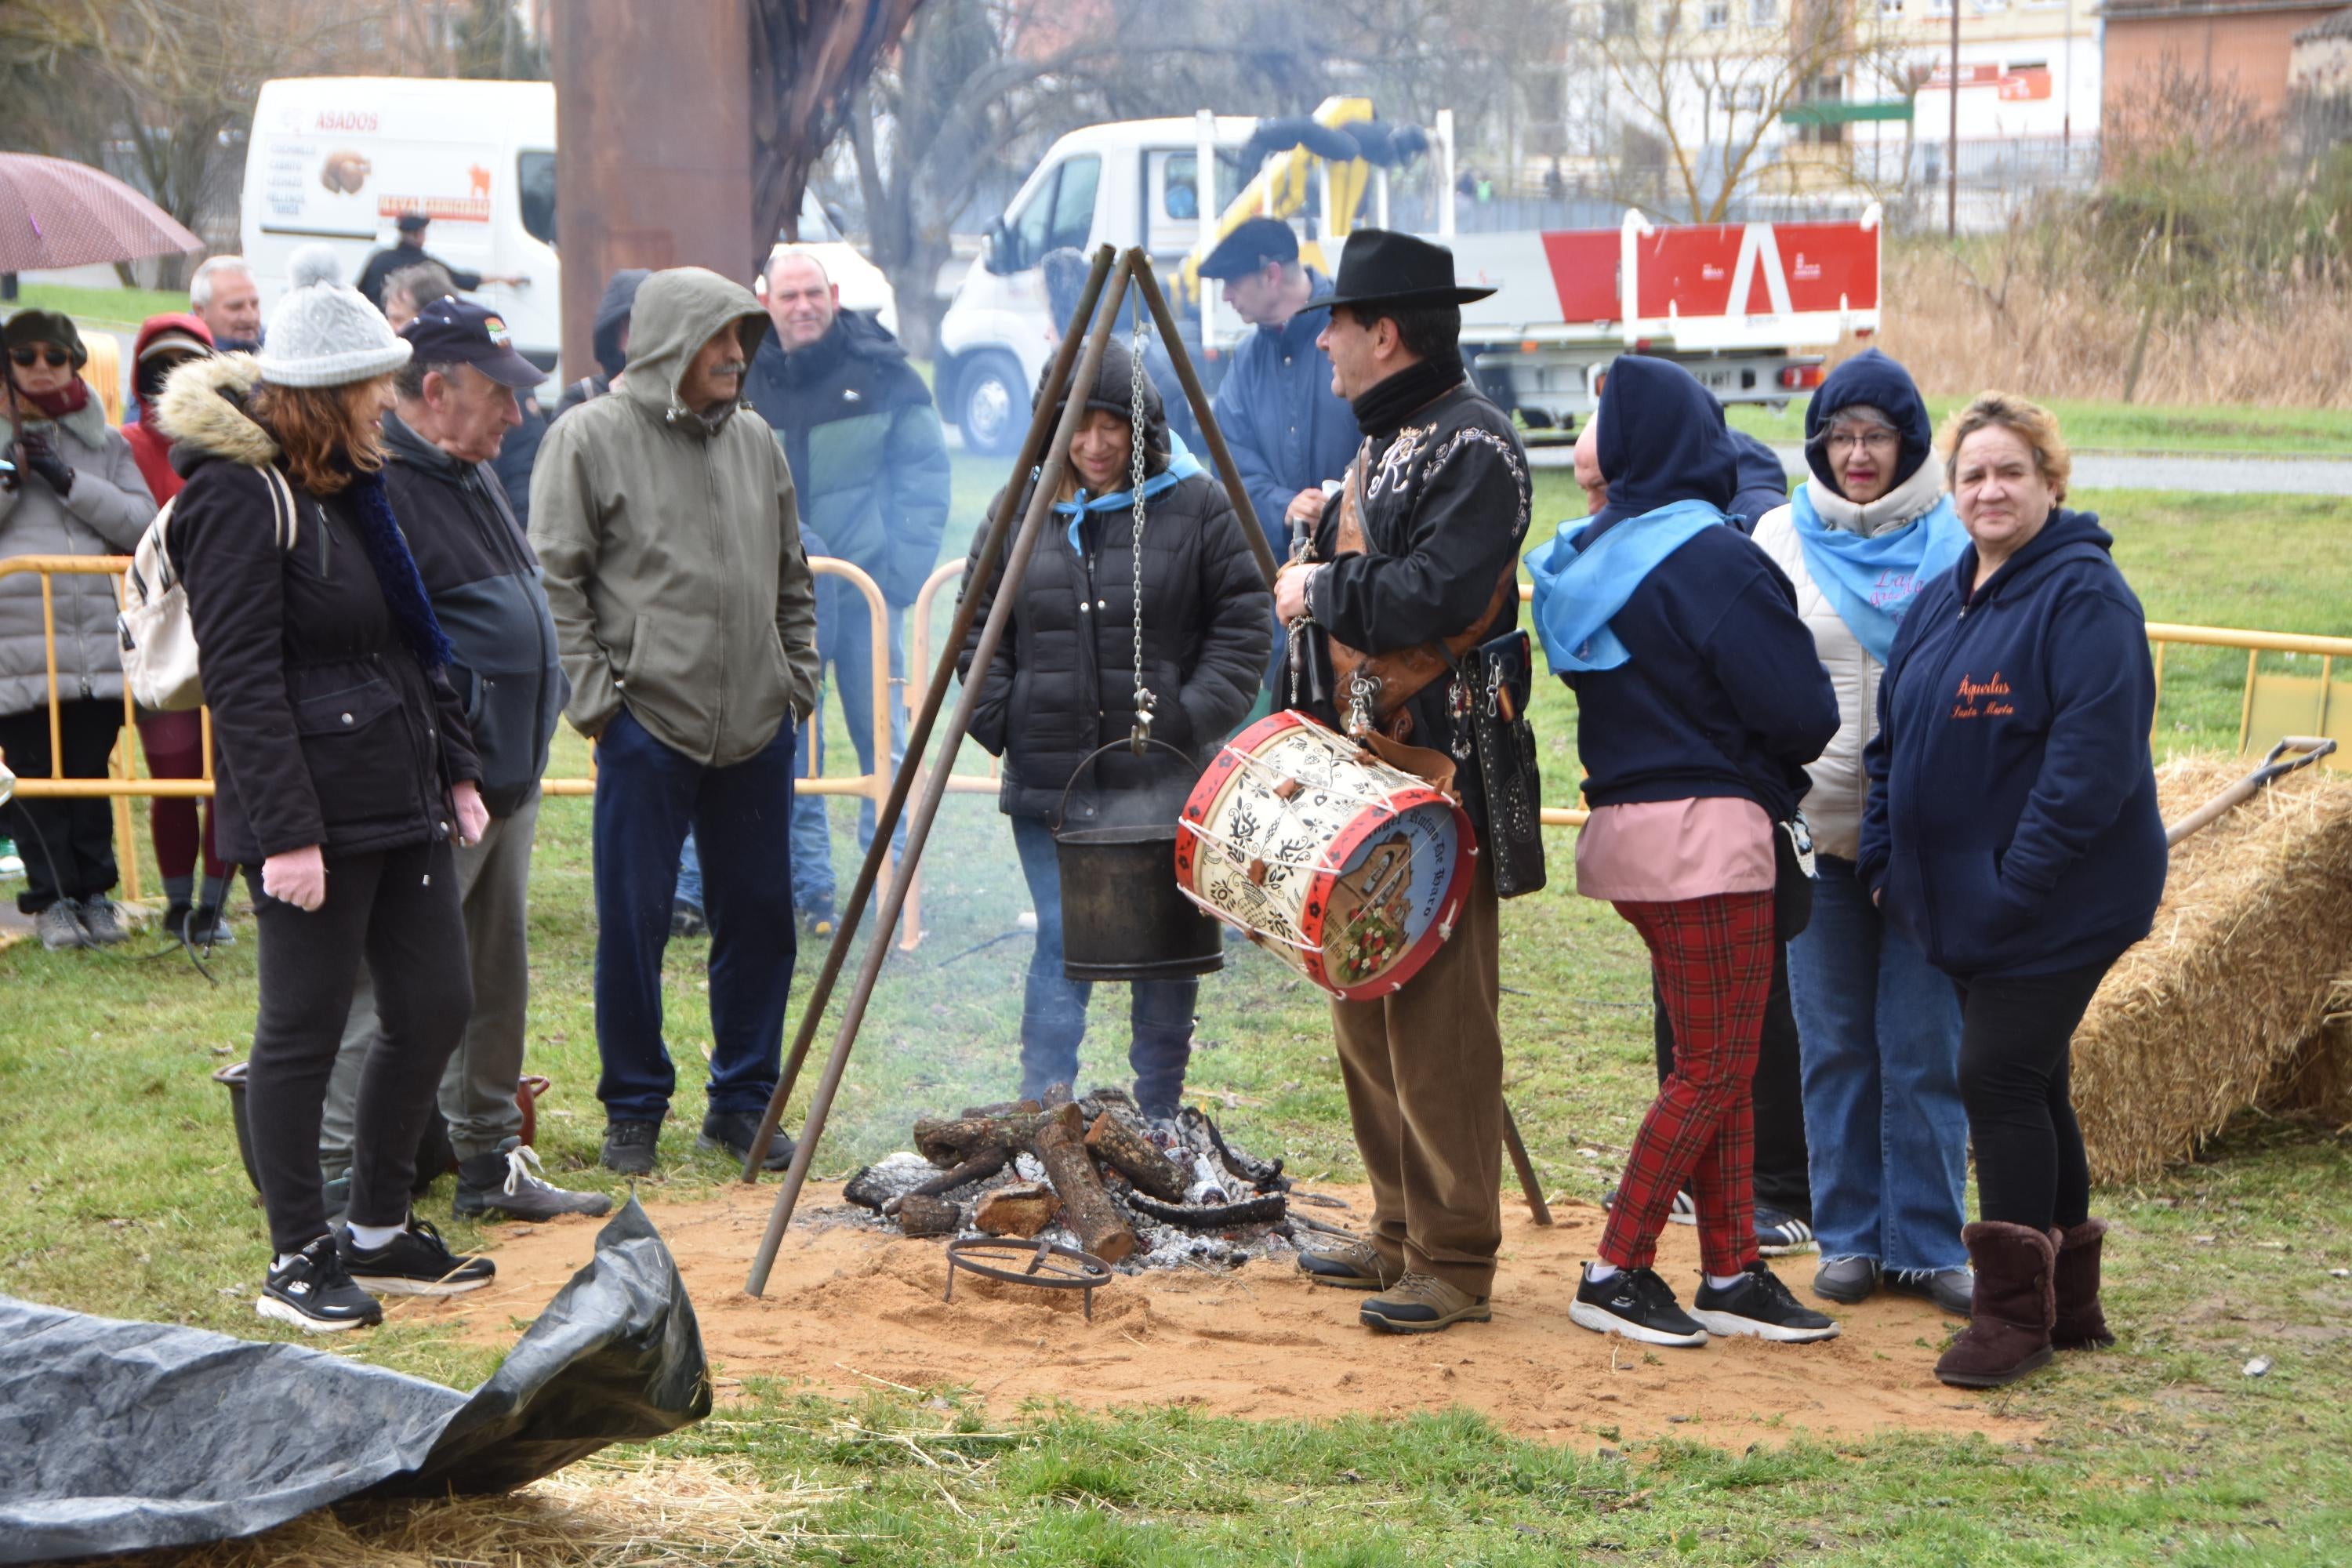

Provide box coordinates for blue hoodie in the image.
[1562,358,1839,820]
[1725,429,1791,535]
[1859,506,2167,978]
[1806,347,1933,493]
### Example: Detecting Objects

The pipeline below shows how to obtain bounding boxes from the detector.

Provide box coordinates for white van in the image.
[241,78,562,371]
[241,77,897,379]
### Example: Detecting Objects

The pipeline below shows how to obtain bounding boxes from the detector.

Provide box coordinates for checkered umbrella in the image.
[0,152,204,274]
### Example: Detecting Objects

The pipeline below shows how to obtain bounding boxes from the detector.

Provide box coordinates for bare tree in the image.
[751,0,927,258]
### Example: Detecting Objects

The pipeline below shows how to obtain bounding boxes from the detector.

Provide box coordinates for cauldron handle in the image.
[1051,737,1198,840]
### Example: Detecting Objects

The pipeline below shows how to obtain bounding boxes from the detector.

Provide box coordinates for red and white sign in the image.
[1540,220,1880,324]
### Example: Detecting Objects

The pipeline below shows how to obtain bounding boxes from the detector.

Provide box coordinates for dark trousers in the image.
[245,837,470,1255]
[591,706,798,1123]
[0,699,123,913]
[134,708,226,889]
[1955,959,2112,1234]
[1654,939,1809,1219]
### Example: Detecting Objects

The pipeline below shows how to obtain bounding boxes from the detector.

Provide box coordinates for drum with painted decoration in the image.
[1174,711,1474,1000]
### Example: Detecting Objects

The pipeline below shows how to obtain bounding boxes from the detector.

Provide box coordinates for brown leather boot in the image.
[1934,1221,2057,1389]
[2051,1218,2116,1350]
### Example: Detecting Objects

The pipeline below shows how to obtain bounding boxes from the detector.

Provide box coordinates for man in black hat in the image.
[1277,229,1532,1336]
[314,296,610,1225]
[1201,217,1359,695]
[357,212,527,312]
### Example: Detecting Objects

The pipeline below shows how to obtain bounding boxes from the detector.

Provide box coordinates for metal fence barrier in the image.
[6,557,2347,931]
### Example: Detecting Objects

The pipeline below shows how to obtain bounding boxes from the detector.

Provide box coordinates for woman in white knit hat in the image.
[156,247,498,1331]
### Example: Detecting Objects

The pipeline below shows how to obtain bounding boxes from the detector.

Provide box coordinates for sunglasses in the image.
[9,347,71,369]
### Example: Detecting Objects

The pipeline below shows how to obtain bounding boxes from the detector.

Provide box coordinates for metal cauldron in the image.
[1052,739,1224,982]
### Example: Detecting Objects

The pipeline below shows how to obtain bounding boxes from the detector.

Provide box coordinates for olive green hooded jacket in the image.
[528,267,818,766]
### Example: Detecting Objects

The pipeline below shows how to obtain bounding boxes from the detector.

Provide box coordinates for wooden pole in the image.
[744,257,1138,1297]
[735,246,1116,1185]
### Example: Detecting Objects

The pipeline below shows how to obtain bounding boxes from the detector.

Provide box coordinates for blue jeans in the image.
[1786,855,1969,1274]
[592,706,798,1123]
[1009,813,1196,1113]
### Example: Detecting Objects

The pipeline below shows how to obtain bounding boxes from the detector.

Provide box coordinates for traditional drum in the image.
[1174,711,1474,1000]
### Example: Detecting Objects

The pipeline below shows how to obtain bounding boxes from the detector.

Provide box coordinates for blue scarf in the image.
[1526,498,1722,673]
[1788,485,1967,662]
[344,467,455,673]
[1056,430,1205,556]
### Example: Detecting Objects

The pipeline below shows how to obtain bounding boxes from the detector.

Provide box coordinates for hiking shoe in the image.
[1691,1261,1842,1343]
[1359,1272,1490,1334]
[339,1215,495,1296]
[670,900,707,939]
[257,1235,383,1333]
[602,1119,661,1175]
[75,896,127,946]
[34,902,86,951]
[1813,1255,1882,1304]
[183,902,236,948]
[1603,1185,1697,1225]
[1298,1236,1400,1291]
[1755,1205,1817,1257]
[455,1138,614,1221]
[1570,1265,1708,1348]
[802,899,837,939]
[1888,1265,1975,1318]
[699,1109,794,1171]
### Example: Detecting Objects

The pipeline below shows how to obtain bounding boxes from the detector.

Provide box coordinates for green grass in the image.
[9,281,190,334]
[6,451,2352,1563]
[1727,396,2352,456]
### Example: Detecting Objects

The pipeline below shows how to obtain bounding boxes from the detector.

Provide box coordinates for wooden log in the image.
[1030,1102,1137,1263]
[973,1181,1058,1238]
[896,1194,963,1237]
[1039,1082,1074,1109]
[880,1149,1008,1216]
[958,1098,1042,1119]
[1083,1111,1189,1201]
[912,1110,1049,1167]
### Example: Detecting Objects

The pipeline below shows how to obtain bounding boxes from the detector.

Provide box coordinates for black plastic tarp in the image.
[0,1198,710,1563]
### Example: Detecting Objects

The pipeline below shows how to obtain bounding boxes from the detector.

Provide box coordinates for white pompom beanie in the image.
[255,244,412,388]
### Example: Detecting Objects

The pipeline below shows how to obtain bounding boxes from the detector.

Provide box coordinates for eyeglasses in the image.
[9,347,71,369]
[1825,430,1898,455]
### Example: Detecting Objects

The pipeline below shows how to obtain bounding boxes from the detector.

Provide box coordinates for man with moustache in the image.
[530,267,819,1177]
[1274,230,1532,1335]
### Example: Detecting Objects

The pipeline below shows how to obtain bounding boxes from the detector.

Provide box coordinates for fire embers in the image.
[839,1087,1307,1272]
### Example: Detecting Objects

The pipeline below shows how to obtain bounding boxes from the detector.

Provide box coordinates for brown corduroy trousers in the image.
[1328,858,1504,1297]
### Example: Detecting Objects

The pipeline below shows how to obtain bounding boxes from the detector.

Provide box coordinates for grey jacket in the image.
[0,399,156,716]
[528,267,819,767]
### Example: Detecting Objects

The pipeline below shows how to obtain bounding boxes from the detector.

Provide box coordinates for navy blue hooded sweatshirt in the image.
[1725,428,1791,534]
[1858,506,2166,978]
[1564,357,1839,821]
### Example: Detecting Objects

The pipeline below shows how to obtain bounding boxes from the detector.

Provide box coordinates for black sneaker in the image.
[184,902,236,948]
[456,1138,615,1221]
[257,1235,383,1332]
[1755,1205,1817,1258]
[339,1215,495,1296]
[602,1119,661,1175]
[1690,1261,1842,1343]
[1570,1264,1708,1348]
[699,1109,795,1171]
[670,900,708,939]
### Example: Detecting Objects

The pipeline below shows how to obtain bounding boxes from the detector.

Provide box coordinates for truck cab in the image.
[935,117,1255,455]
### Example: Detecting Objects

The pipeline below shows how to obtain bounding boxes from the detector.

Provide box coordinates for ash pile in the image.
[837,1085,1338,1271]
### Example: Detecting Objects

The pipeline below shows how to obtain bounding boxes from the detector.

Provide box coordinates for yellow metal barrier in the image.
[9,555,2346,922]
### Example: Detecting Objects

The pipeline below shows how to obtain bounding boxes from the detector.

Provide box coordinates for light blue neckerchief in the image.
[1788,484,1967,662]
[1055,430,1206,555]
[1526,498,1723,673]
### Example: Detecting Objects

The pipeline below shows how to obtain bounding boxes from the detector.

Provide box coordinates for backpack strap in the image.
[261,464,299,551]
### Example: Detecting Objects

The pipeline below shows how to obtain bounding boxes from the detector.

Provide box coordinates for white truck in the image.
[240,77,897,379]
[935,102,1881,454]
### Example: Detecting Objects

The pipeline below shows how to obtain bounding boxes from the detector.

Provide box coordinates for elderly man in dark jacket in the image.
[312,298,609,1223]
[746,248,949,929]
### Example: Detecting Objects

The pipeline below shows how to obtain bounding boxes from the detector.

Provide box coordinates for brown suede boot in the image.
[1934,1221,2058,1389]
[2051,1218,2116,1350]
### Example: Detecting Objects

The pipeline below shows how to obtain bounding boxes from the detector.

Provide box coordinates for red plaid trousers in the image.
[1599,891,1775,1276]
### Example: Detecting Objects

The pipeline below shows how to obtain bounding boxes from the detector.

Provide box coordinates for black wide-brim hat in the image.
[1307,228,1495,313]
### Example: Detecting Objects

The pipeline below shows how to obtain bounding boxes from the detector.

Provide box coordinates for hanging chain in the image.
[1127,298,1156,753]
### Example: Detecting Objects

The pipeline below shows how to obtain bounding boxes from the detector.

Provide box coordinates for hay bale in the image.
[2073,754,2352,1182]
[2259,973,2352,1127]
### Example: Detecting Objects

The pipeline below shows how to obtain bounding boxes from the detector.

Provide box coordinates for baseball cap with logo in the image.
[400,296,543,388]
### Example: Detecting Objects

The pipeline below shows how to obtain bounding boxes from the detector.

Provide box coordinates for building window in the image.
[1878,0,1903,13]
[1750,0,1777,22]
[1704,0,1730,26]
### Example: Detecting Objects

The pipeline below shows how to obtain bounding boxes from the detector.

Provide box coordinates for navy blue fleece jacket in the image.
[1564,357,1839,820]
[1859,507,2166,978]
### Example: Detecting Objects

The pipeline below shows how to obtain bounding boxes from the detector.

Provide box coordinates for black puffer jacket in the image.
[158,356,481,866]
[957,342,1272,820]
